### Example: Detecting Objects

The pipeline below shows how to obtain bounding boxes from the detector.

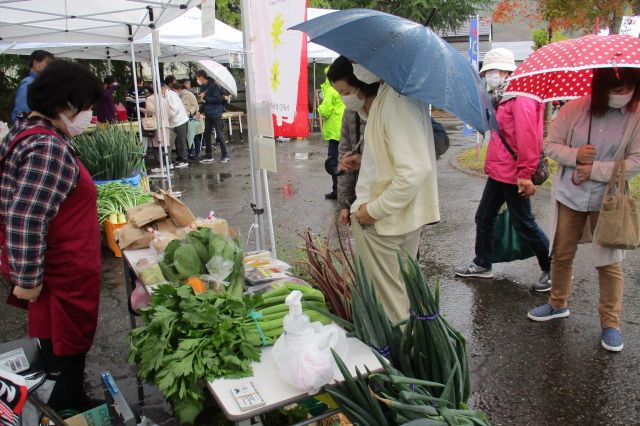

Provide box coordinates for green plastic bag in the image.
[186,117,201,149]
[492,208,535,263]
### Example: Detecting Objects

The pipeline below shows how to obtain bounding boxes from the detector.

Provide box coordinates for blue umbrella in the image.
[290,9,496,133]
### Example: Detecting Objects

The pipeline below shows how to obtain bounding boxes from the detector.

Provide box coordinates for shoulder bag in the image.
[141,116,157,131]
[594,160,640,250]
[498,130,549,185]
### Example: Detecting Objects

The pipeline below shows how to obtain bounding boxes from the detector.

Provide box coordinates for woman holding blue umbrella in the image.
[454,49,551,290]
[346,62,439,323]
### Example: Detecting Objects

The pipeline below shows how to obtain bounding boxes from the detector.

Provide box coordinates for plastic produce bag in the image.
[206,255,234,282]
[272,291,349,394]
[130,280,151,313]
[272,323,348,394]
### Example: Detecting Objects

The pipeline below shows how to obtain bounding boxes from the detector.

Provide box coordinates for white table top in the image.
[207,338,382,421]
[123,247,156,276]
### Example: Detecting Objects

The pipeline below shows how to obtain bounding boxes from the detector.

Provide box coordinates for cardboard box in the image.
[115,218,179,250]
[159,189,196,227]
[126,201,167,228]
[114,224,153,250]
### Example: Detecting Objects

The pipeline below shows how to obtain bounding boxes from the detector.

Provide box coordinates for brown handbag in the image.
[594,160,640,250]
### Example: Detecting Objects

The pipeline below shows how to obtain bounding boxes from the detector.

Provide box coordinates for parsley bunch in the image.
[128,284,261,423]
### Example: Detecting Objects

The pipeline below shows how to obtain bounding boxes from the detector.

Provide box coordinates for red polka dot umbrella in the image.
[505,34,640,102]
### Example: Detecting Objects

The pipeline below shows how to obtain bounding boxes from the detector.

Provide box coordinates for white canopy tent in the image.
[0,0,199,43]
[0,0,205,193]
[0,7,337,63]
[305,8,339,64]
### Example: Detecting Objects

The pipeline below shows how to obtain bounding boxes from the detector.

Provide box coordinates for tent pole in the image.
[150,30,173,193]
[240,0,266,250]
[130,43,144,144]
[107,58,113,75]
[262,170,276,257]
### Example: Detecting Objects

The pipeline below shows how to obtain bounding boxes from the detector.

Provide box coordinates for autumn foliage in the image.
[494,0,633,34]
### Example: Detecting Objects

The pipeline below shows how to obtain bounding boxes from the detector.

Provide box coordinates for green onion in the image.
[72,124,146,181]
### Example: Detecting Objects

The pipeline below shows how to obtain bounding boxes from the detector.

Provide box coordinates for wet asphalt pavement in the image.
[1,119,639,425]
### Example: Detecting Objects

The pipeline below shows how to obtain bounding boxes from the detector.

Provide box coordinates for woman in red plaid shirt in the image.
[1,60,104,413]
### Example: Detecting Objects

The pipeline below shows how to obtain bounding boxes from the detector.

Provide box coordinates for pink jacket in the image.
[484,96,544,185]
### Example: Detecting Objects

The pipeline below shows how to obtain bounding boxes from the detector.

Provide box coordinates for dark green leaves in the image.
[128,285,261,423]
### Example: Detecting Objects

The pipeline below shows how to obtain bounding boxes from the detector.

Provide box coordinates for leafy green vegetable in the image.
[186,233,209,265]
[158,261,179,283]
[163,240,182,265]
[73,124,146,180]
[209,233,227,258]
[327,351,491,426]
[96,182,152,224]
[174,244,206,279]
[128,284,262,423]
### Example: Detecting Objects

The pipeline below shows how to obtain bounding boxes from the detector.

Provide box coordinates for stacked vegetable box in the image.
[75,124,150,256]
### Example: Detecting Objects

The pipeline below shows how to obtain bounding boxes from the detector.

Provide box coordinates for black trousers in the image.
[202,115,228,159]
[473,177,551,272]
[172,121,189,161]
[39,339,92,412]
[327,139,339,193]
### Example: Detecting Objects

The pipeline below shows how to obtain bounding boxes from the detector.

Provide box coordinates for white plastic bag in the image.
[272,323,349,394]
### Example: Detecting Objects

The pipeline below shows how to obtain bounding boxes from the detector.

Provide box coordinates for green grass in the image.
[456,146,640,198]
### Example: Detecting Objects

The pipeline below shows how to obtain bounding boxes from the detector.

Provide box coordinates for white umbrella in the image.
[198,59,238,97]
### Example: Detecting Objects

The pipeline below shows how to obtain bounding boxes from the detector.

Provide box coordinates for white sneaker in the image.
[173,161,189,169]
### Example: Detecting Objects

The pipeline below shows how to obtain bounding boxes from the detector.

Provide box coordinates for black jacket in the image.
[199,80,227,117]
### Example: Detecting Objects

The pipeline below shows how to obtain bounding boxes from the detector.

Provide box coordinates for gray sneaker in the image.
[454,262,494,278]
[532,271,551,292]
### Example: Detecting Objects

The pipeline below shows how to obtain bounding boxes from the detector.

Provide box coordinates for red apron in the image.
[0,127,101,356]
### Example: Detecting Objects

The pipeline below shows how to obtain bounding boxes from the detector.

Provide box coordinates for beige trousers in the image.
[351,216,421,323]
[550,202,624,329]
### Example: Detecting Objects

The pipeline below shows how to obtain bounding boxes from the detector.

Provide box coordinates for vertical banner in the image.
[251,0,309,138]
[464,16,479,136]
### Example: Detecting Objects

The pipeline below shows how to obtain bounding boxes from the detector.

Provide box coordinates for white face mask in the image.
[352,64,380,84]
[61,110,93,136]
[608,91,634,109]
[485,70,504,91]
[341,91,365,112]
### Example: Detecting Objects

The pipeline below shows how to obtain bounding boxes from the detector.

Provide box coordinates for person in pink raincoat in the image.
[454,48,551,291]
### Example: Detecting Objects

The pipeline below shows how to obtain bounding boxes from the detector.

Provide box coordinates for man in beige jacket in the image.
[350,64,440,323]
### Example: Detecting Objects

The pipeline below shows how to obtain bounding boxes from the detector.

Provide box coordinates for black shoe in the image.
[325,192,337,200]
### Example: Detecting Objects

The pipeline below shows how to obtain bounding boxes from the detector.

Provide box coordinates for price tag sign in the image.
[0,348,29,373]
[231,381,266,412]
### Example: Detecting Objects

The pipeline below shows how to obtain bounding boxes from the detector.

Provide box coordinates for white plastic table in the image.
[207,338,382,425]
